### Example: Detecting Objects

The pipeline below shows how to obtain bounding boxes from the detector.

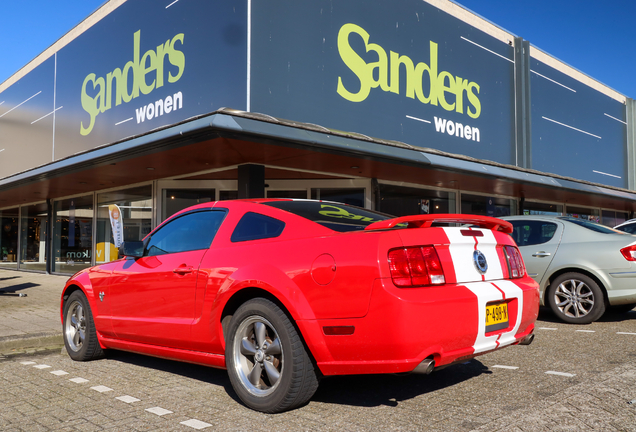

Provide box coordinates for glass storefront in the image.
[162,188,215,221]
[377,184,456,217]
[19,203,48,272]
[267,190,307,199]
[220,190,238,201]
[52,195,94,274]
[601,210,629,228]
[461,193,516,217]
[566,205,600,222]
[0,208,19,269]
[96,185,153,264]
[522,201,563,216]
[4,172,635,275]
[311,188,365,208]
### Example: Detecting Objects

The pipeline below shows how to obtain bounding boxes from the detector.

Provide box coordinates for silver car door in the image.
[510,219,563,286]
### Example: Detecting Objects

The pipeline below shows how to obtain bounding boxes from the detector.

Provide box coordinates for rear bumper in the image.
[298,277,540,376]
[606,271,636,305]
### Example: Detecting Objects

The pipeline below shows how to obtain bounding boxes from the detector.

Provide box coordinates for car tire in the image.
[547,273,606,324]
[63,290,104,361]
[225,298,319,413]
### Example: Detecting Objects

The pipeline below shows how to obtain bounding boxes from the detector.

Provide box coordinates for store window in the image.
[601,210,629,228]
[267,190,307,199]
[377,184,456,217]
[96,185,152,264]
[19,203,48,272]
[0,208,19,269]
[461,194,516,217]
[565,205,600,223]
[311,188,365,207]
[52,195,94,274]
[522,201,563,216]
[162,188,215,221]
[220,190,238,201]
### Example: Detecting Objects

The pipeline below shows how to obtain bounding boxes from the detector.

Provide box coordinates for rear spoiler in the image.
[365,214,513,234]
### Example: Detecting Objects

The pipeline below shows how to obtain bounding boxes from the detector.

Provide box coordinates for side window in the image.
[620,224,636,234]
[145,210,226,256]
[511,221,557,247]
[231,212,285,242]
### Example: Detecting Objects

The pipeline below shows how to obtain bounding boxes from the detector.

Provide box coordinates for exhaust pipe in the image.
[518,333,534,346]
[412,358,435,375]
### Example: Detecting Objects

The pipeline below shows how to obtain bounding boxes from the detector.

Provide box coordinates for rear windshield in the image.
[262,200,394,232]
[559,217,626,234]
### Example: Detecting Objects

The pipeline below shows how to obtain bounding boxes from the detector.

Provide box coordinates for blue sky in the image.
[1,0,635,98]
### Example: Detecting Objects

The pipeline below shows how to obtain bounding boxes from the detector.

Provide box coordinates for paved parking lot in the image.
[1,270,636,431]
[2,312,636,430]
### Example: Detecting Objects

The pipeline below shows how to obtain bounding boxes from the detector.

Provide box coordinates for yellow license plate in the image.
[485,302,509,332]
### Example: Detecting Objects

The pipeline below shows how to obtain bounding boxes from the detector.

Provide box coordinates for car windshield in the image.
[559,217,627,234]
[262,200,394,232]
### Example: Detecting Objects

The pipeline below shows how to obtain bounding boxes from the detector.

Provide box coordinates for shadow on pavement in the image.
[0,282,40,294]
[312,360,490,408]
[538,306,636,324]
[101,350,490,409]
[104,350,237,398]
[0,276,22,282]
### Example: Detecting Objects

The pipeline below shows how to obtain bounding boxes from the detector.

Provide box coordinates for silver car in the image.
[503,216,636,324]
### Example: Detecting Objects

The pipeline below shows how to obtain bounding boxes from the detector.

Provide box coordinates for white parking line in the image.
[492,365,519,370]
[116,395,140,403]
[70,377,89,384]
[146,407,173,416]
[538,327,557,330]
[576,330,595,333]
[20,361,36,365]
[181,419,213,430]
[50,370,69,376]
[91,385,113,393]
[617,332,636,335]
[545,371,575,377]
[33,364,51,369]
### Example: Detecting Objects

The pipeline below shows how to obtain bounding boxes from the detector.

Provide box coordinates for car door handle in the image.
[173,266,194,275]
[532,252,551,258]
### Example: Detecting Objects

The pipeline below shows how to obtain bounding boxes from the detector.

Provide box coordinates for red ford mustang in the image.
[61,199,539,412]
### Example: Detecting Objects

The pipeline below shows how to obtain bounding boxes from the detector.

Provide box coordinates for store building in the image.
[1,0,636,274]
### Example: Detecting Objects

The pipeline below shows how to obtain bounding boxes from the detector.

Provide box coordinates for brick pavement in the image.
[0,269,69,355]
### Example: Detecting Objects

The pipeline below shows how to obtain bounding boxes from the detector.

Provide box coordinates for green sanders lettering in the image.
[336,23,481,119]
[80,30,185,136]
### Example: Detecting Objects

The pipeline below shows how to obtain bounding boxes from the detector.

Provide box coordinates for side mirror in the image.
[119,240,145,258]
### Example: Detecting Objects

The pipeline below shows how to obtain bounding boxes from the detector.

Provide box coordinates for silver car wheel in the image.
[554,278,594,318]
[65,299,86,352]
[232,315,284,397]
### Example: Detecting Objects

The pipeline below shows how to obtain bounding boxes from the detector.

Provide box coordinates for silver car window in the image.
[511,221,557,246]
[559,217,625,234]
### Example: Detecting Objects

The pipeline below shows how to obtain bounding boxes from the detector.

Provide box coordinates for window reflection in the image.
[97,185,152,264]
[20,203,48,272]
[0,208,19,269]
[52,195,94,274]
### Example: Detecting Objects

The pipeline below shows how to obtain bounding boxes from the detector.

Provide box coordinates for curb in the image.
[0,331,63,352]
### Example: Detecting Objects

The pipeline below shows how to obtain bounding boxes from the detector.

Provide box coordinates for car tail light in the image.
[504,245,526,278]
[620,245,636,261]
[388,246,445,287]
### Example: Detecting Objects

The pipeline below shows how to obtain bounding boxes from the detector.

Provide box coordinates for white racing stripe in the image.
[492,280,523,348]
[443,227,504,283]
[463,279,524,354]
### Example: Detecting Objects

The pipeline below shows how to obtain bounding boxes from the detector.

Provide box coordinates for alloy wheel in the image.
[65,300,86,352]
[554,278,594,318]
[232,316,284,397]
